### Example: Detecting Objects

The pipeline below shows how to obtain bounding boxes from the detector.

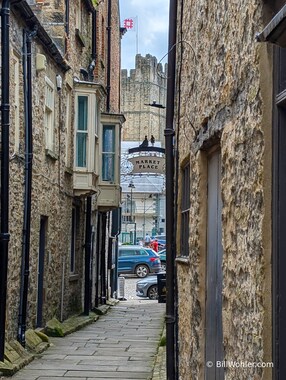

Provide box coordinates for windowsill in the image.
[69,273,79,282]
[101,180,115,185]
[65,166,73,175]
[45,149,58,160]
[175,256,190,266]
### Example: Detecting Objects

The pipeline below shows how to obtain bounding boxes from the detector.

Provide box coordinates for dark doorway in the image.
[36,216,47,327]
[205,149,224,379]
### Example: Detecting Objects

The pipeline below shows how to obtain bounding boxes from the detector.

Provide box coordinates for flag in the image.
[123,17,136,32]
[123,16,139,54]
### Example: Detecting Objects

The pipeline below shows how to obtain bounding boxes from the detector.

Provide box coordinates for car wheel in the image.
[161,262,166,271]
[135,264,149,278]
[148,285,158,300]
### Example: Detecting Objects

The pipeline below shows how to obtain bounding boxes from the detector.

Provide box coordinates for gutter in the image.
[165,0,178,378]
[0,0,10,362]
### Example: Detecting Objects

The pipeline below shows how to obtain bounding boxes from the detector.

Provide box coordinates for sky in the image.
[119,0,170,71]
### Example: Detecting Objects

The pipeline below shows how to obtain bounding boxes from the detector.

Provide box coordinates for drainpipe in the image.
[84,196,92,315]
[88,8,97,80]
[64,0,69,53]
[165,0,178,378]
[65,0,69,35]
[92,9,97,61]
[95,213,101,308]
[18,28,37,347]
[0,0,10,362]
[106,0,111,112]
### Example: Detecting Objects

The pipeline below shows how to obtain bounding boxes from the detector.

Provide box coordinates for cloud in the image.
[120,0,169,70]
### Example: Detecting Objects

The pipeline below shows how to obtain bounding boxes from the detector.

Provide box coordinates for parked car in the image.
[158,249,166,271]
[118,246,161,278]
[144,247,166,271]
[136,275,159,300]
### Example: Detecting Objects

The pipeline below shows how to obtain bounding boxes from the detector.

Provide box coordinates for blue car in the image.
[118,246,161,278]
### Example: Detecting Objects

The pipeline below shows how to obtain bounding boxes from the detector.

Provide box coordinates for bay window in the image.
[73,82,104,196]
[97,113,125,209]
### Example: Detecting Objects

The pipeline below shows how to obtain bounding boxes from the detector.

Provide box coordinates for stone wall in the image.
[175,1,273,379]
[121,54,167,144]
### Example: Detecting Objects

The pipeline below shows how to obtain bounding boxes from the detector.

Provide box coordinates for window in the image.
[122,215,133,223]
[13,52,20,153]
[94,100,99,170]
[76,96,88,167]
[76,0,83,32]
[102,125,115,182]
[74,88,100,180]
[44,77,55,151]
[180,163,190,256]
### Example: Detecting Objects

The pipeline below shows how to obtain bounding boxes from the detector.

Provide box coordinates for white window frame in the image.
[44,76,55,151]
[102,124,116,183]
[74,89,98,172]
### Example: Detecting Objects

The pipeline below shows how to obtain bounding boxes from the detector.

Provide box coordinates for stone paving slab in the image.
[5,300,165,380]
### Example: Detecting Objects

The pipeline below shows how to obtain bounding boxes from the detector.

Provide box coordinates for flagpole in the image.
[136,15,138,54]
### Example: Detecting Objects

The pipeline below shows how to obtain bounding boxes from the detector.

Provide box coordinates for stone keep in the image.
[121,54,167,144]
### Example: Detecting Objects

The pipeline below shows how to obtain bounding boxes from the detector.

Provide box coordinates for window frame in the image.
[44,76,55,151]
[70,207,78,274]
[102,124,116,182]
[74,89,99,172]
[180,162,190,257]
[76,95,88,168]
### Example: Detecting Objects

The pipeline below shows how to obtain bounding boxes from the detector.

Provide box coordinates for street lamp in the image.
[128,181,136,244]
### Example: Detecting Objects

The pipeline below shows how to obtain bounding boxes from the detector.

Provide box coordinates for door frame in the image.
[36,216,47,327]
[205,148,224,379]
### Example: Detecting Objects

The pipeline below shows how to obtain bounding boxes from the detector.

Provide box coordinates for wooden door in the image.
[205,150,224,379]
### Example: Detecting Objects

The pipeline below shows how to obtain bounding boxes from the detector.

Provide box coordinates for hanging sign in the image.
[128,155,165,174]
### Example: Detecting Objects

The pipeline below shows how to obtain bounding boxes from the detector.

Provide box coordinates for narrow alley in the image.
[8,301,165,380]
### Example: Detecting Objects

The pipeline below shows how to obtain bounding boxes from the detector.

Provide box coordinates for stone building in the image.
[121,54,167,144]
[171,0,286,379]
[0,0,124,355]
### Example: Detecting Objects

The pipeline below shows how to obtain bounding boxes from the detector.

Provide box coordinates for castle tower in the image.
[121,54,167,144]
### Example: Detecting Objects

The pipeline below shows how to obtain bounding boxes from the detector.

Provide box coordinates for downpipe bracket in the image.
[165,314,176,324]
[164,128,175,136]
[0,232,10,242]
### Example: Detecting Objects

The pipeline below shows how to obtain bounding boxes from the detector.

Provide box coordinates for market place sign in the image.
[129,156,165,174]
